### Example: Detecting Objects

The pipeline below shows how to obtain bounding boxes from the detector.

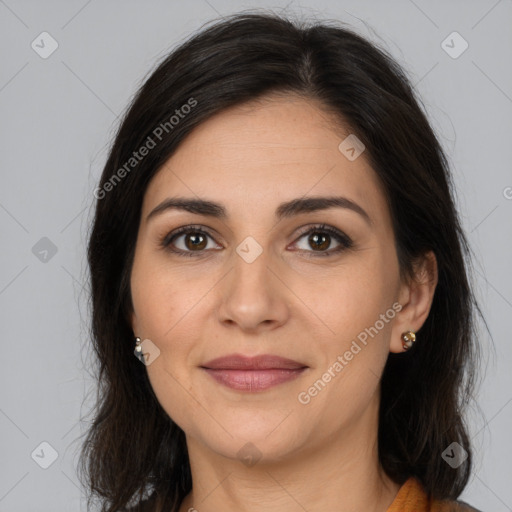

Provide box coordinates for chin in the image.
[210,414,306,459]
[209,434,301,467]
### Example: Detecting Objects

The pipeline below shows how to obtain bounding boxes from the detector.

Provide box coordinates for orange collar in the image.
[387,477,432,511]
[386,477,477,512]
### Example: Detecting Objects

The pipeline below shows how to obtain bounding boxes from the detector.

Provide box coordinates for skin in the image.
[130,93,438,512]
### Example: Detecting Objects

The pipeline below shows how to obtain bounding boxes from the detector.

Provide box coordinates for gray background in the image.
[1,0,511,511]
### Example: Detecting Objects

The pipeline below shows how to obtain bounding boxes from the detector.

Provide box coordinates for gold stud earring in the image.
[401,330,416,351]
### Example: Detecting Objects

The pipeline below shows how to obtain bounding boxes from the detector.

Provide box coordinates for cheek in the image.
[299,253,397,345]
[296,249,398,405]
[145,361,201,435]
[130,253,210,417]
[130,250,209,341]
[296,294,393,433]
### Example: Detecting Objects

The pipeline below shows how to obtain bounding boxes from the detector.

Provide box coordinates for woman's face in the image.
[130,94,414,463]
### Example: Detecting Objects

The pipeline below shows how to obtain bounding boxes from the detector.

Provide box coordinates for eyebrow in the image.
[146,195,372,226]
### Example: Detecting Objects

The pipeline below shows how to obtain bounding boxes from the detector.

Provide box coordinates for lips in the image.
[200,354,308,392]
[202,354,307,370]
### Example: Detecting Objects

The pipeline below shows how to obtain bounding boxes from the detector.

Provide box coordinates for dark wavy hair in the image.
[78,11,484,512]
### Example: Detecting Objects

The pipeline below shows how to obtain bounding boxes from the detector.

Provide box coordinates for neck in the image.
[178,393,400,512]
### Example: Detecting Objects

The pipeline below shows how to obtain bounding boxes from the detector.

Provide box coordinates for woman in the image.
[79,11,483,512]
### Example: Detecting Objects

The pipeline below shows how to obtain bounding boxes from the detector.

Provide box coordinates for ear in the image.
[389,250,438,353]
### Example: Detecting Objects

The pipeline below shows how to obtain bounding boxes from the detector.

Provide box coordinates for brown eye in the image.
[308,232,331,251]
[184,232,208,251]
[292,224,353,257]
[161,226,221,257]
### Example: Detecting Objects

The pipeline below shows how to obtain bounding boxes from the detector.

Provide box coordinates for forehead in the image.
[142,95,388,226]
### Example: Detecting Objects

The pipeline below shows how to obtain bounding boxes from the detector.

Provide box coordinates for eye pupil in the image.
[186,233,207,250]
[309,232,330,251]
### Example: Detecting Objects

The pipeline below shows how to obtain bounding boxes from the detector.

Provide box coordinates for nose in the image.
[216,247,290,334]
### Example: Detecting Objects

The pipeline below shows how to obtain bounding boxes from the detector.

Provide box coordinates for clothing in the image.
[387,477,482,512]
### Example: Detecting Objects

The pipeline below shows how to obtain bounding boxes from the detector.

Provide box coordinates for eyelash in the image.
[160,223,353,258]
